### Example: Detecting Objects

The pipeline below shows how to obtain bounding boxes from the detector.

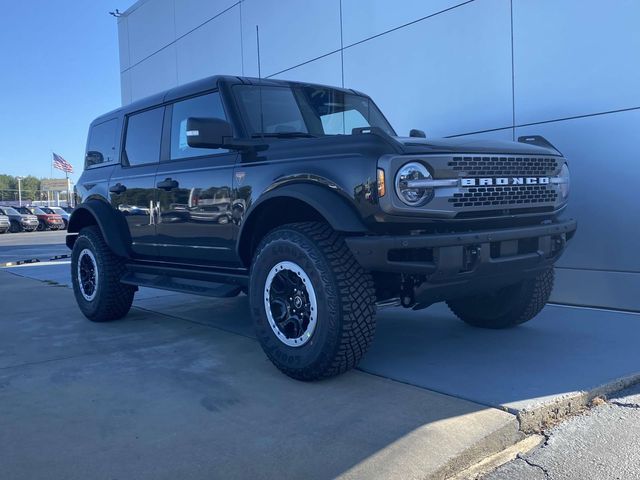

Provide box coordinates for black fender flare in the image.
[66,199,132,257]
[237,182,368,258]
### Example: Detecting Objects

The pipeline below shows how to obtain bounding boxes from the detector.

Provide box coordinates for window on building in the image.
[171,92,229,159]
[123,107,164,166]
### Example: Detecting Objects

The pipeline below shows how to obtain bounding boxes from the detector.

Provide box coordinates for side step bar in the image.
[121,262,248,298]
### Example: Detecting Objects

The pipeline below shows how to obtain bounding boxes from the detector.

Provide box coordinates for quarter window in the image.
[86,118,118,167]
[124,107,164,166]
[171,92,229,159]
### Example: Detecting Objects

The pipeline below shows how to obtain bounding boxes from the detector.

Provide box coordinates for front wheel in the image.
[37,220,46,231]
[249,222,376,381]
[447,268,554,329]
[71,226,135,322]
[9,221,22,233]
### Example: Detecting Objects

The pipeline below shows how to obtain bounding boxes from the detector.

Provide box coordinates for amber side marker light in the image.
[377,168,386,197]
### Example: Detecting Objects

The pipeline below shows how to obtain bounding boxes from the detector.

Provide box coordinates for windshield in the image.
[233,84,395,137]
[2,207,19,215]
[28,207,46,215]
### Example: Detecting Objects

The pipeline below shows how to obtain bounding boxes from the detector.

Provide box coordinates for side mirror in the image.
[85,150,104,166]
[409,129,426,138]
[186,117,233,149]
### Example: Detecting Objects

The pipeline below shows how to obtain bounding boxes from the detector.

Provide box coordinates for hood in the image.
[21,214,38,221]
[394,136,561,156]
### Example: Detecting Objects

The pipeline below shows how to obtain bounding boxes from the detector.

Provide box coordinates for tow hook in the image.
[400,276,416,308]
[401,293,415,308]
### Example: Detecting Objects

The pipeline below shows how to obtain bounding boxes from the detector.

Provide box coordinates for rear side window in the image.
[86,119,118,168]
[171,92,229,159]
[124,107,164,166]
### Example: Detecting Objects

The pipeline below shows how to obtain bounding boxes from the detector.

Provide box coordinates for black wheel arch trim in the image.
[237,182,368,257]
[66,199,132,257]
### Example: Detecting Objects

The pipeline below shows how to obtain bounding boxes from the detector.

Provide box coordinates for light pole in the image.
[16,176,23,207]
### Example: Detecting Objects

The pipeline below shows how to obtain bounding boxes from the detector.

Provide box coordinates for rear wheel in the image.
[71,225,135,322]
[9,221,22,233]
[447,268,554,329]
[249,222,376,380]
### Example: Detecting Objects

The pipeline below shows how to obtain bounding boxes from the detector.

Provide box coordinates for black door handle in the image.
[109,183,126,194]
[157,178,179,190]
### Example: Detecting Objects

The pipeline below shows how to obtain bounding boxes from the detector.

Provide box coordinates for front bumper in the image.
[346,218,577,277]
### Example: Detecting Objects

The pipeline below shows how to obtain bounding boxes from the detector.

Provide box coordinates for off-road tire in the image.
[9,220,22,233]
[71,225,135,322]
[447,268,554,329]
[249,222,376,381]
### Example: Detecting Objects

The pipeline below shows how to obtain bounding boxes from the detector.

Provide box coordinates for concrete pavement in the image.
[0,271,521,480]
[3,232,640,478]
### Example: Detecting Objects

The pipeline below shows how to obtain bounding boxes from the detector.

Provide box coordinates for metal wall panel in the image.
[552,269,640,312]
[270,52,343,87]
[343,0,513,138]
[176,6,242,85]
[129,44,178,101]
[513,0,640,125]
[117,17,130,72]
[240,0,341,77]
[341,0,464,46]
[126,0,175,66]
[118,0,640,311]
[516,109,640,274]
[120,70,132,105]
[174,0,238,37]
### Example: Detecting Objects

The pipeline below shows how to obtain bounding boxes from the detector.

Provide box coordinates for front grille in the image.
[448,156,559,176]
[449,185,557,209]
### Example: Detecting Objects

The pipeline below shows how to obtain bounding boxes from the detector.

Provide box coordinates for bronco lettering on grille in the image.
[461,177,551,187]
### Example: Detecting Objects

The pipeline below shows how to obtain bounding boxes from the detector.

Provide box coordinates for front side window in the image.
[124,107,164,166]
[233,84,395,137]
[86,118,118,167]
[171,92,229,159]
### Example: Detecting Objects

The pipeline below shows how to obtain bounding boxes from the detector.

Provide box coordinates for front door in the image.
[154,92,239,266]
[108,106,164,257]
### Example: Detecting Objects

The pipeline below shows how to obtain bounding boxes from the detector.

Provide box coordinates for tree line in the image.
[0,174,45,202]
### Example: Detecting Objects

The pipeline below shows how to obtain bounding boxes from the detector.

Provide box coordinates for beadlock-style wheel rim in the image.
[77,248,98,301]
[264,261,318,347]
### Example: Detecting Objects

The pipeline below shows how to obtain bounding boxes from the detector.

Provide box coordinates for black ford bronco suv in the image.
[68,75,576,380]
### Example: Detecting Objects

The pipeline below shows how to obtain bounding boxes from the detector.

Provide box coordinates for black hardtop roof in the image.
[91,75,365,126]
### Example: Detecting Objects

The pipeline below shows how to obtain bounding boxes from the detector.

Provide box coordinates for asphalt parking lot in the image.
[0,230,69,265]
[2,231,640,479]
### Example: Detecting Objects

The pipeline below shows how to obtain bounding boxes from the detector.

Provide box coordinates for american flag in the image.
[52,153,73,174]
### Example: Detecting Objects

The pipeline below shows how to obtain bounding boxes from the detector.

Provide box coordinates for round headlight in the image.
[558,163,570,200]
[395,162,434,206]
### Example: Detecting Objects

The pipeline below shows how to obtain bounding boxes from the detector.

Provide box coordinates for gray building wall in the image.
[118,0,640,311]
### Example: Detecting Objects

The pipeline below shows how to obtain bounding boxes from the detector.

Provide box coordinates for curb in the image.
[516,372,640,433]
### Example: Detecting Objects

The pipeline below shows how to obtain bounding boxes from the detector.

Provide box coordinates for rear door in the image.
[108,107,164,257]
[154,91,239,266]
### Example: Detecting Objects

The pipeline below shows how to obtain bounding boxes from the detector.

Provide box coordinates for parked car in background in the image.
[42,206,70,229]
[0,206,39,232]
[16,206,64,231]
[0,214,9,234]
[62,206,75,214]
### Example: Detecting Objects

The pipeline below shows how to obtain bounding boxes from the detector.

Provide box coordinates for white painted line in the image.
[3,260,71,268]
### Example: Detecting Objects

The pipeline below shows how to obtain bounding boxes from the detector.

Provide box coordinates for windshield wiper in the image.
[251,132,317,138]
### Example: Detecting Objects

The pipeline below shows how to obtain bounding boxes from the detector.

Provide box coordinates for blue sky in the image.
[0,1,136,183]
